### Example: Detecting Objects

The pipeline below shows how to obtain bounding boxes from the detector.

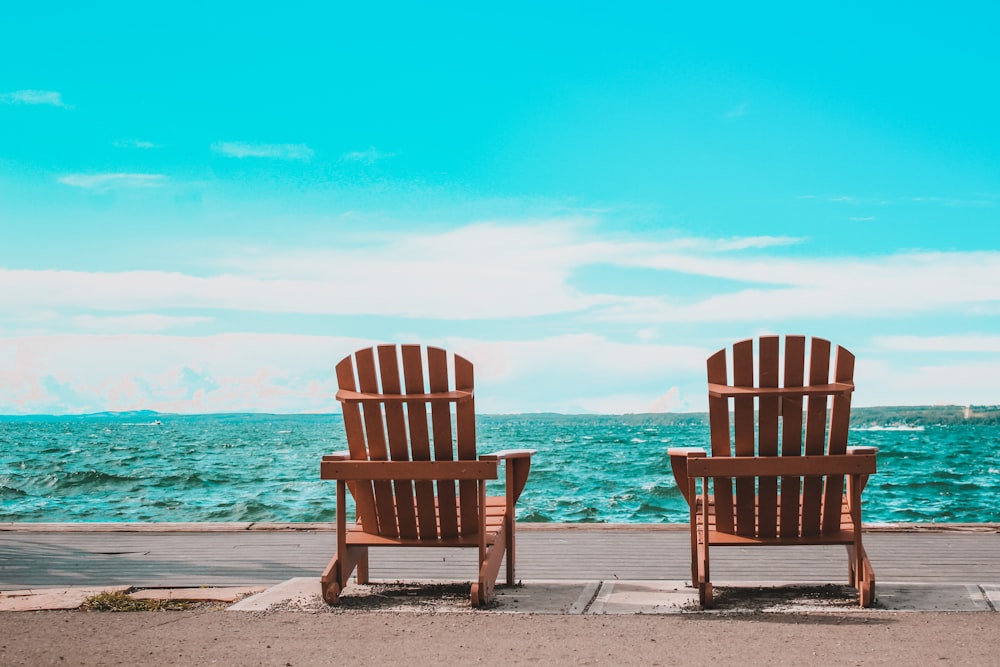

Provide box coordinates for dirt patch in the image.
[682,584,874,614]
[265,581,497,614]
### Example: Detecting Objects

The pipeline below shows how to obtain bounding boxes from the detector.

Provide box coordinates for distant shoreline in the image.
[2,405,1000,425]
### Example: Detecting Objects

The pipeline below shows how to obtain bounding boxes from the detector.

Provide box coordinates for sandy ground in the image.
[2,609,999,666]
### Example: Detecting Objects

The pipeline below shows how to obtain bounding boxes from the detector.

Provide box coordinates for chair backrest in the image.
[707,335,855,538]
[336,344,479,541]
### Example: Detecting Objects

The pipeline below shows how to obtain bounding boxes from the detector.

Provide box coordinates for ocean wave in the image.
[516,509,554,522]
[2,415,998,523]
[0,484,28,498]
[36,469,138,491]
[852,424,926,432]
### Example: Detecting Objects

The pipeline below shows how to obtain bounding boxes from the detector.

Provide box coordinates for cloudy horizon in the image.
[2,3,998,415]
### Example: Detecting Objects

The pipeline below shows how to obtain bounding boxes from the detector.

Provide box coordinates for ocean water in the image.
[1,413,998,524]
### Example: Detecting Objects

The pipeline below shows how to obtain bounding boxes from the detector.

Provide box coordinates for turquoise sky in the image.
[2,2,999,414]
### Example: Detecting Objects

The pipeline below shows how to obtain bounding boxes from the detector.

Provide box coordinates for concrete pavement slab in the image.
[586,580,1000,614]
[876,583,993,612]
[493,580,600,614]
[0,585,130,611]
[588,580,696,614]
[228,577,320,612]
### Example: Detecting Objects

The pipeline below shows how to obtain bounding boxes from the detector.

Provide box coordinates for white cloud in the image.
[3,224,1000,326]
[342,147,396,164]
[636,328,658,342]
[0,333,370,414]
[58,173,166,191]
[0,90,68,107]
[0,259,599,321]
[450,333,708,413]
[872,335,1000,353]
[1,325,997,415]
[649,387,683,412]
[0,311,212,336]
[638,235,801,252]
[72,314,212,333]
[599,250,1000,323]
[801,194,992,209]
[856,357,1000,408]
[0,218,996,412]
[800,194,883,204]
[113,139,158,149]
[0,331,707,415]
[907,196,995,208]
[711,235,801,251]
[723,102,748,119]
[211,141,314,160]
[41,221,608,319]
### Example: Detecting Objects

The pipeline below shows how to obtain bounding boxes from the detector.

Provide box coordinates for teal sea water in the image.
[2,412,998,524]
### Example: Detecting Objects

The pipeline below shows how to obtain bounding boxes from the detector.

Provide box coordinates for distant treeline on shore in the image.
[531,405,1000,427]
[618,405,1000,427]
[2,405,1000,426]
[849,404,1000,426]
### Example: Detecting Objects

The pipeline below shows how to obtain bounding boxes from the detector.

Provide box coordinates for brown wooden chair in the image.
[669,335,878,607]
[320,344,533,607]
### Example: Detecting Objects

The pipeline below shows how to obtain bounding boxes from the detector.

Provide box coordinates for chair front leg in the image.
[688,476,699,586]
[699,476,713,607]
[505,462,518,584]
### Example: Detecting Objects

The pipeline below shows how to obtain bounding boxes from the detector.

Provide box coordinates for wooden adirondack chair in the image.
[669,335,878,607]
[320,344,533,607]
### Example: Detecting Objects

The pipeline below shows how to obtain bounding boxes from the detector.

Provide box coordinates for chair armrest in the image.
[668,448,706,505]
[667,447,707,457]
[847,446,878,493]
[480,449,536,461]
[322,451,351,462]
[480,450,535,503]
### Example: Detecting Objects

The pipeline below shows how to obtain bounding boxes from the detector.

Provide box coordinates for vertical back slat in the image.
[402,345,437,539]
[780,335,806,537]
[732,339,756,536]
[822,345,855,532]
[378,345,418,540]
[801,337,831,536]
[454,354,479,536]
[756,335,780,538]
[336,355,380,533]
[427,346,459,538]
[355,347,398,538]
[706,348,734,534]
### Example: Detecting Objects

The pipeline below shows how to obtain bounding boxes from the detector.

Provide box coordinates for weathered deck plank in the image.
[1,525,998,589]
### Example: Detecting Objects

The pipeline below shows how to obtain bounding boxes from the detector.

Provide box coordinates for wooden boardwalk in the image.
[2,523,999,590]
